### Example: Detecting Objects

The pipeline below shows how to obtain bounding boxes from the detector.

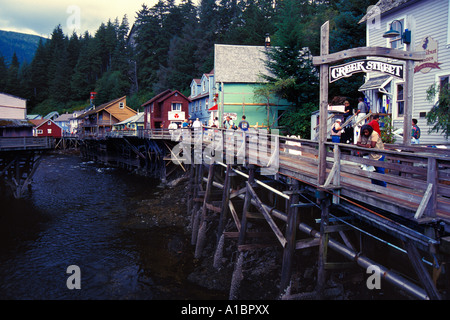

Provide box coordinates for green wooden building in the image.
[213,44,293,129]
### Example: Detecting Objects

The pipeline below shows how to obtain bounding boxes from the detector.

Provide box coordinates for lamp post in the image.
[383,20,411,44]
[265,33,271,48]
[383,19,413,146]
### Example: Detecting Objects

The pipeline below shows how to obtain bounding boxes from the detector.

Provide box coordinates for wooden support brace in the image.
[295,237,320,250]
[414,183,433,220]
[405,240,441,300]
[246,182,287,247]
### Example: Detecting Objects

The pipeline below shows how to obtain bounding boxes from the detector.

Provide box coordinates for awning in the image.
[209,104,218,111]
[359,75,392,92]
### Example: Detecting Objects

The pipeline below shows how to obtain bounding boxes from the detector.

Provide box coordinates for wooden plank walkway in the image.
[97,127,449,224]
[0,137,54,151]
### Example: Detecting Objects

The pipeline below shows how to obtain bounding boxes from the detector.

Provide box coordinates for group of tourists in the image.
[171,115,251,132]
[330,97,422,189]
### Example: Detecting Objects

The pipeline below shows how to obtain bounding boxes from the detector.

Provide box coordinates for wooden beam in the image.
[318,21,329,186]
[414,183,433,220]
[405,240,441,300]
[246,182,287,247]
[313,46,425,65]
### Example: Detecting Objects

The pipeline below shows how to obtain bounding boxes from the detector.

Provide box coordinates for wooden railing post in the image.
[426,157,437,217]
[318,21,329,186]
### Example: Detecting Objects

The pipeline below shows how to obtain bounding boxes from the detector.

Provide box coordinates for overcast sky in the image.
[0,0,164,38]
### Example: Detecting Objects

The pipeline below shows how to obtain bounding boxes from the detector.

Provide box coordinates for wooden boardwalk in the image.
[0,136,54,151]
[80,128,450,299]
[0,137,54,198]
[104,128,449,224]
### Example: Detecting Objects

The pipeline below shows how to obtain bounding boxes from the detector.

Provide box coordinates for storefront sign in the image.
[329,59,404,83]
[414,36,441,73]
[168,111,185,121]
[223,112,237,120]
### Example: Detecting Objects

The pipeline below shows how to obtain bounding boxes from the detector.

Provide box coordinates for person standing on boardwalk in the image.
[367,114,381,136]
[411,118,421,144]
[238,115,249,131]
[330,118,342,143]
[354,97,369,143]
[357,124,386,187]
[223,116,235,129]
[343,100,352,122]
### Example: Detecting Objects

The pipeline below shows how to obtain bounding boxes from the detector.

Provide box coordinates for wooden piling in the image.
[195,163,215,258]
[280,179,299,295]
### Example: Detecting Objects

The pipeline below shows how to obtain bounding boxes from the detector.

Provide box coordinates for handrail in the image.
[76,127,449,220]
[0,136,54,150]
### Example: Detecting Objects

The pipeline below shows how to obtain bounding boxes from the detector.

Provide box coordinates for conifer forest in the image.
[0,0,377,137]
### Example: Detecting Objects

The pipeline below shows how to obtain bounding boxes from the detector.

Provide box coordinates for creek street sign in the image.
[329,59,404,83]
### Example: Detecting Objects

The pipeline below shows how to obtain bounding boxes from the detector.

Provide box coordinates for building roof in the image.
[29,119,61,129]
[54,113,73,122]
[214,44,274,83]
[76,96,136,122]
[115,112,144,125]
[0,119,33,128]
[141,89,189,107]
[26,114,42,120]
[44,111,60,119]
[359,0,418,23]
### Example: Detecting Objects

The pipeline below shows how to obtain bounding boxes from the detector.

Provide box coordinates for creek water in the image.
[0,152,225,300]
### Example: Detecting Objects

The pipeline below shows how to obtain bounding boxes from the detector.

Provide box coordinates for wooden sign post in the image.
[313,21,426,186]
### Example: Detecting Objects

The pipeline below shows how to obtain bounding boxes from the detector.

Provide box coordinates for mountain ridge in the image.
[0,29,48,65]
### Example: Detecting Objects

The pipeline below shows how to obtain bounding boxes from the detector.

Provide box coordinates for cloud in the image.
[0,0,150,37]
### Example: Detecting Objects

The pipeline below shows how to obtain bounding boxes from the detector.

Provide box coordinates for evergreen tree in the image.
[5,52,21,97]
[263,0,321,138]
[154,0,199,93]
[194,0,219,73]
[30,39,50,106]
[0,55,7,92]
[71,32,102,101]
[223,0,276,45]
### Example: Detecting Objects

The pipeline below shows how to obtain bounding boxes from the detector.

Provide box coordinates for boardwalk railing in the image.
[81,127,449,221]
[0,136,54,151]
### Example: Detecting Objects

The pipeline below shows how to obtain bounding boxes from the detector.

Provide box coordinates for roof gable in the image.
[214,44,274,83]
[29,118,60,129]
[359,0,418,23]
[142,89,189,107]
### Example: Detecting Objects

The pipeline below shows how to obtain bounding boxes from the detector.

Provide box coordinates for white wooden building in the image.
[0,92,27,120]
[360,0,450,144]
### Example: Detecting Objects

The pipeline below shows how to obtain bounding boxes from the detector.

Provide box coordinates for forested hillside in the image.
[0,0,376,137]
[0,30,47,65]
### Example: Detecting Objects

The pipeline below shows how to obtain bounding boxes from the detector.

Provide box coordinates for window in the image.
[205,98,209,110]
[47,129,52,134]
[440,75,449,91]
[119,102,124,109]
[172,103,181,111]
[396,83,404,117]
[37,129,43,134]
[48,121,51,125]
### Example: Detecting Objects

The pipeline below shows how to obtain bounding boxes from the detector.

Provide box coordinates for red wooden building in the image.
[29,119,62,138]
[142,89,190,129]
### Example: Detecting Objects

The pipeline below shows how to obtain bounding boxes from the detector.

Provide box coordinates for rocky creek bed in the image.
[122,174,404,300]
